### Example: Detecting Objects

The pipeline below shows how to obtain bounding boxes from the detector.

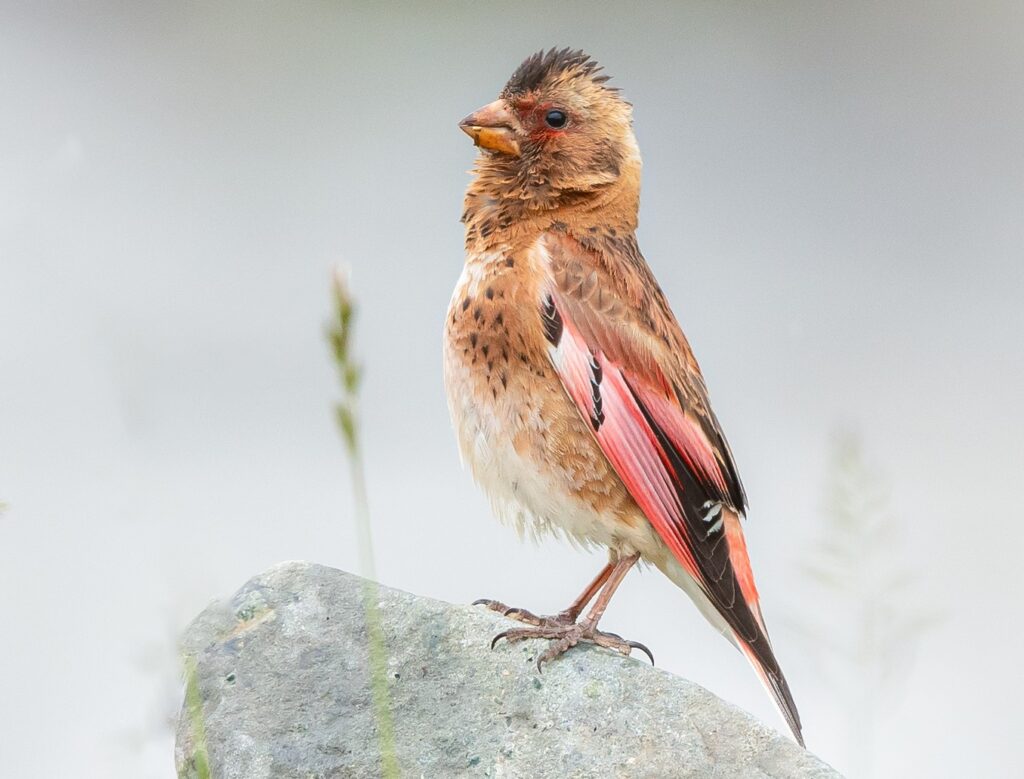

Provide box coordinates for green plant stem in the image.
[345,443,399,779]
[183,655,211,779]
[330,267,399,778]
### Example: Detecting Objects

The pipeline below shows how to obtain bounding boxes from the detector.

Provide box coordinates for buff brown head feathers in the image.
[460,49,640,226]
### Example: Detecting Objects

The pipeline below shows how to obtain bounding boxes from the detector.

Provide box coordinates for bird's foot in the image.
[489,620,654,671]
[471,598,575,628]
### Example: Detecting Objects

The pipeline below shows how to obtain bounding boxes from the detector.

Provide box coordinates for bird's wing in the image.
[539,231,803,745]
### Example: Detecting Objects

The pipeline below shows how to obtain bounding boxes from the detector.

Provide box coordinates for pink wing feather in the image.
[541,235,803,745]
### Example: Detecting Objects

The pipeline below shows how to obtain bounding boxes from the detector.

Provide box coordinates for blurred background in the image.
[2,2,1022,776]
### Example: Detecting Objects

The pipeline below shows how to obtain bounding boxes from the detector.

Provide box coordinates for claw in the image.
[627,640,655,665]
[472,598,492,606]
[490,630,511,650]
[536,643,560,673]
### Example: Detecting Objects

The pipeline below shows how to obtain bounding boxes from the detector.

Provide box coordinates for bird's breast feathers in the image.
[443,236,663,557]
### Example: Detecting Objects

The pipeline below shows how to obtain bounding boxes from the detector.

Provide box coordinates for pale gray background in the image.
[2,2,1021,777]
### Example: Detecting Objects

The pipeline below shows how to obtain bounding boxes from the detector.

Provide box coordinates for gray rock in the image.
[176,562,840,778]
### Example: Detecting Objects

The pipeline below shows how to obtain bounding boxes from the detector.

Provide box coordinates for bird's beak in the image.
[459,100,520,157]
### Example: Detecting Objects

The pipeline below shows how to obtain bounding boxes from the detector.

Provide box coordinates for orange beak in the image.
[459,99,520,157]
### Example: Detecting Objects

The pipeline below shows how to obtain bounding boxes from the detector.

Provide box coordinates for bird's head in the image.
[460,49,640,214]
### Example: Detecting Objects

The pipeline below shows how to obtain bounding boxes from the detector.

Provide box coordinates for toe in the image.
[503,607,543,626]
[536,635,577,672]
[473,598,510,613]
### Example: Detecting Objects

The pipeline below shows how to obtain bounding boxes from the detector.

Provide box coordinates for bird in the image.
[443,48,803,746]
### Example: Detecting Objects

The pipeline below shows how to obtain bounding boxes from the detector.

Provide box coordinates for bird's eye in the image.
[544,109,568,129]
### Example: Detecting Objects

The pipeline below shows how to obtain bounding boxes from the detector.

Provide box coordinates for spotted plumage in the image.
[444,48,803,745]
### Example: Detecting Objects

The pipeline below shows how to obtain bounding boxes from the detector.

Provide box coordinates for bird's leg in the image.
[489,553,655,668]
[473,560,614,627]
[553,560,616,622]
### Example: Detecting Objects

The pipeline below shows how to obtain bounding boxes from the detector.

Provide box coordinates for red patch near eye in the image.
[532,102,570,137]
[512,96,537,120]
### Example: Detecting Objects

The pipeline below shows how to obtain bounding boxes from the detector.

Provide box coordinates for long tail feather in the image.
[738,638,804,747]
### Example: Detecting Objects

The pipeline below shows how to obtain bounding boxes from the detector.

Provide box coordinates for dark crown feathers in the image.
[501,48,613,98]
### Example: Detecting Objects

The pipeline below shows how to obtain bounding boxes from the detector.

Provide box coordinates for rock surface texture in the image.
[176,562,840,778]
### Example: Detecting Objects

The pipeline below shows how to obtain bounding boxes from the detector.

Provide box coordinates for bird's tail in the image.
[737,638,804,747]
[658,555,804,747]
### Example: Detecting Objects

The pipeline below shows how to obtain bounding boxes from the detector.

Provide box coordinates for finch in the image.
[444,48,803,746]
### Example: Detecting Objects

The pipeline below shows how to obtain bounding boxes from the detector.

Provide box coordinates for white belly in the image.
[444,341,662,559]
[443,345,585,544]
